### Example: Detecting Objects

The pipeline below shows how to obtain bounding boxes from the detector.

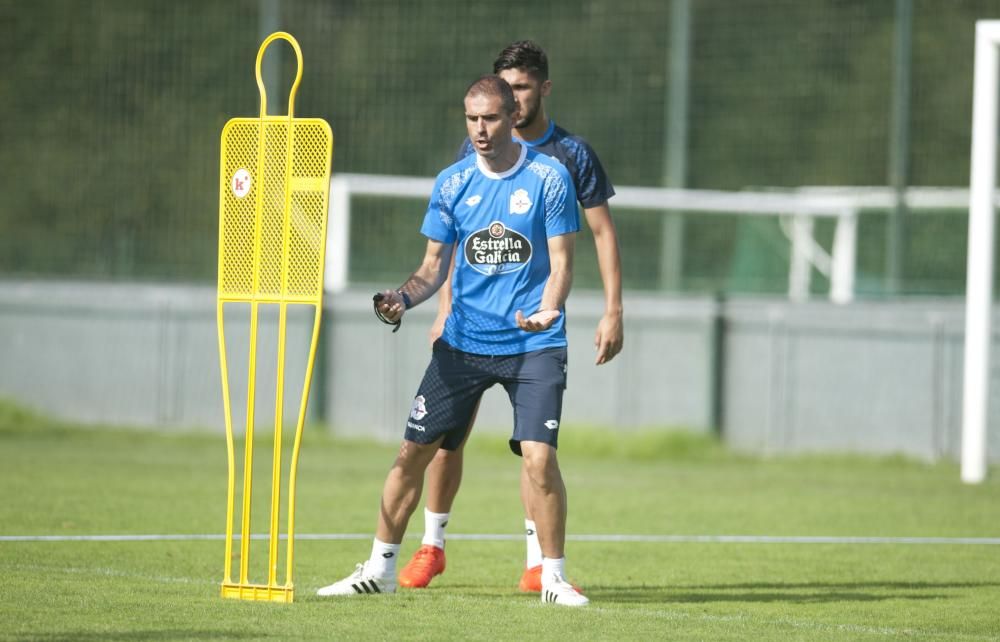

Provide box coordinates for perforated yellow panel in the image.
[218,117,332,304]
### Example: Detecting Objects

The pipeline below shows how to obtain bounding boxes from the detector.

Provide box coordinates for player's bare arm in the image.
[377,239,455,323]
[583,202,623,364]
[516,233,575,332]
[429,251,457,344]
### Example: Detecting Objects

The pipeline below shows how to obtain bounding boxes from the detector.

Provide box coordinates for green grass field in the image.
[1,402,999,641]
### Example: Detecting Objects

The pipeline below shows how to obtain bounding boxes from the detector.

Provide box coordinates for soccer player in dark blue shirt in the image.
[400,41,622,594]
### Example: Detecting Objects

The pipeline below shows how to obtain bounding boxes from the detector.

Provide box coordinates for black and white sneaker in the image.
[541,573,589,606]
[317,562,396,596]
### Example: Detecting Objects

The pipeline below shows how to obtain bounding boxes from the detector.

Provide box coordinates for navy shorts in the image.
[404,340,568,455]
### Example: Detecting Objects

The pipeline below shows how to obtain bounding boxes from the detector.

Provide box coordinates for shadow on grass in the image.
[584,580,1000,604]
[301,580,984,606]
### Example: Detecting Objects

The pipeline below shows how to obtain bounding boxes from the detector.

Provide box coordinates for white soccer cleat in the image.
[541,573,589,607]
[316,562,396,597]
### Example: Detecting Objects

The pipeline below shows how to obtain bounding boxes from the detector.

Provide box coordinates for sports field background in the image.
[3,0,1000,295]
[4,3,1000,640]
[1,403,998,640]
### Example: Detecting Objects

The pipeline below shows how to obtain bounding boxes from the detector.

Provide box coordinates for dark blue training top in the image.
[456,120,615,209]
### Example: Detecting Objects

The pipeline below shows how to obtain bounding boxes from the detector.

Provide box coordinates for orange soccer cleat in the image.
[398,545,446,588]
[518,564,543,592]
[519,565,582,593]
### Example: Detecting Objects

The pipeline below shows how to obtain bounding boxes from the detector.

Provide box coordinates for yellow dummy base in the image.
[221,582,294,603]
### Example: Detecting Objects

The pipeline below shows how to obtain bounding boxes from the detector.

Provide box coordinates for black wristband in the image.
[398,290,412,309]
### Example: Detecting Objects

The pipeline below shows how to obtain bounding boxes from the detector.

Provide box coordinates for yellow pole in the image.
[218,303,237,586]
[239,301,260,587]
[268,302,286,589]
[286,304,323,586]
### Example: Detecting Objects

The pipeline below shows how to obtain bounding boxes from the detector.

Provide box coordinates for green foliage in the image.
[1,0,998,294]
[0,398,56,433]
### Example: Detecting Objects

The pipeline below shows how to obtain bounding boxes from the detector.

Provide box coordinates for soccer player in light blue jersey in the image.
[317,75,589,607]
[400,40,622,594]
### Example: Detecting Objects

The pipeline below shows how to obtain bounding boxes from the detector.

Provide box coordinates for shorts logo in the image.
[464,222,532,276]
[465,195,482,207]
[510,188,532,214]
[544,420,559,430]
[410,395,428,421]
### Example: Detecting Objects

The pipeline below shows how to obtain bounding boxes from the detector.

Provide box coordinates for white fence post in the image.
[788,214,813,302]
[326,175,351,293]
[830,209,857,304]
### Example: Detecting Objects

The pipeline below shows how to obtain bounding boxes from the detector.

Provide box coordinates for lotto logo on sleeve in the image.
[463,221,532,276]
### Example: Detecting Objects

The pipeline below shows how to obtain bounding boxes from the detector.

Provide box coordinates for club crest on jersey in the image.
[464,222,532,276]
[509,188,532,214]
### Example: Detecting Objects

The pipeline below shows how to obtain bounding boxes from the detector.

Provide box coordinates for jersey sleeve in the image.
[543,163,580,238]
[572,139,616,209]
[419,171,459,243]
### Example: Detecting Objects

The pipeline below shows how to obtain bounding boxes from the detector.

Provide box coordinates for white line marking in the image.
[1,533,999,544]
[2,562,212,586]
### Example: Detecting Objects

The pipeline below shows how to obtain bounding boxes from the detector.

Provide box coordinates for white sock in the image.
[368,537,400,578]
[541,556,566,584]
[422,507,450,549]
[524,519,543,568]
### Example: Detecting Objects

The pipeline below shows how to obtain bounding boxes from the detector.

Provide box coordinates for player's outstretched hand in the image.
[515,309,561,332]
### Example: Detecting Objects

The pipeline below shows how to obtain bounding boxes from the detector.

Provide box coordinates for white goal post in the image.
[961,20,1000,485]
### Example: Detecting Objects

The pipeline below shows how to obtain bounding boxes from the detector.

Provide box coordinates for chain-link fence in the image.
[1,0,997,295]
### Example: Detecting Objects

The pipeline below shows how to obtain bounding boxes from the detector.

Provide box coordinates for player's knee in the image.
[521,442,560,486]
[432,446,463,469]
[395,439,442,472]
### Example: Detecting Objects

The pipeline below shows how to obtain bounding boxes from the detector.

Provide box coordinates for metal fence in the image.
[2,0,998,295]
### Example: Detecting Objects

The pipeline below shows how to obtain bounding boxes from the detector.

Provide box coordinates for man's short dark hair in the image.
[493,40,549,81]
[465,74,517,115]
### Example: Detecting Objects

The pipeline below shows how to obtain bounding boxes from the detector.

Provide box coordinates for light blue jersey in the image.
[420,144,579,355]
